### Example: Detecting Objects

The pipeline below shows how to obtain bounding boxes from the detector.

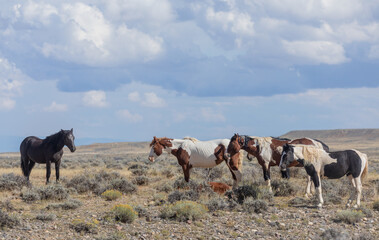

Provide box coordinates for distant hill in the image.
[281,129,379,141]
[281,129,379,161]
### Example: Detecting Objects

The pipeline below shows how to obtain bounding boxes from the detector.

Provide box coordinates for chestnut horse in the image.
[148,137,243,187]
[227,134,329,194]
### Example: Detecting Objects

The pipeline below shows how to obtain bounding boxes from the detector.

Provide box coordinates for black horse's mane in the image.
[271,136,291,141]
[43,130,64,145]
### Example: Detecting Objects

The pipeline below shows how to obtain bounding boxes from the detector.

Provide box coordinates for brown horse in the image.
[148,137,243,187]
[227,134,329,194]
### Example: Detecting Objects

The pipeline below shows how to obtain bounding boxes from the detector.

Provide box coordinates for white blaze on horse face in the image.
[280,151,286,170]
[148,147,157,162]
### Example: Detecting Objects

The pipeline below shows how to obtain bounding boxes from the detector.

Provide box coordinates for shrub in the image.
[70,219,98,233]
[373,200,379,211]
[66,175,99,194]
[36,213,56,221]
[160,200,208,221]
[38,184,69,201]
[133,176,149,186]
[271,179,296,197]
[0,209,20,229]
[173,178,199,190]
[128,164,148,176]
[101,190,122,201]
[21,187,41,203]
[133,205,148,217]
[157,183,173,193]
[167,190,200,203]
[205,197,229,212]
[0,173,28,191]
[288,197,309,207]
[0,200,15,212]
[242,198,268,214]
[334,210,364,224]
[46,199,82,210]
[320,228,350,240]
[111,204,137,223]
[108,178,136,195]
[231,184,261,204]
[95,233,127,240]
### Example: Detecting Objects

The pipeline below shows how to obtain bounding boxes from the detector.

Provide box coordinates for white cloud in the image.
[368,45,379,59]
[0,57,30,110]
[142,92,166,108]
[206,8,255,37]
[21,1,58,26]
[282,40,349,64]
[201,108,226,122]
[44,101,68,112]
[128,91,140,102]
[83,90,107,107]
[117,109,143,122]
[0,98,15,110]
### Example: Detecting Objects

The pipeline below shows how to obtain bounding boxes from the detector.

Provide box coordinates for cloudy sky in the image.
[1,0,379,151]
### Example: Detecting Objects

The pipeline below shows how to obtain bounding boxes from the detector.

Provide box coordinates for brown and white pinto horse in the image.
[227,134,329,194]
[149,137,243,187]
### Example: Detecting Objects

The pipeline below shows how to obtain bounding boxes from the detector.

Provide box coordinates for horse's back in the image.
[20,136,44,161]
[183,139,229,167]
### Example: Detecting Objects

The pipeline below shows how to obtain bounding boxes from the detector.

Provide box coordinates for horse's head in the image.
[227,133,241,155]
[280,143,295,171]
[148,136,173,162]
[62,128,76,152]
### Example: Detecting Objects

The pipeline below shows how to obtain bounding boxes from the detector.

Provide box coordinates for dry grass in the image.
[0,131,379,239]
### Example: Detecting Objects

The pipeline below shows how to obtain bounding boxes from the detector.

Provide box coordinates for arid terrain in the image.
[0,129,379,240]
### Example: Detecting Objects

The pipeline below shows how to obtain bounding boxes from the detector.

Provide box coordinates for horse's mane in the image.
[299,145,323,164]
[182,137,199,142]
[271,136,291,141]
[253,137,273,154]
[150,137,173,147]
[43,131,64,145]
[313,139,330,152]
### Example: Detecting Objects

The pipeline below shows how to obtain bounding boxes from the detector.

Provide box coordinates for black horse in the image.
[20,129,76,184]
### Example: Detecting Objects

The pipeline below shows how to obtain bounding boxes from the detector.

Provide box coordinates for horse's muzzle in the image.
[70,146,76,152]
[148,156,155,162]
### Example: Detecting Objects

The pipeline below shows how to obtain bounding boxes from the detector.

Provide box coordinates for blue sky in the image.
[1,0,379,152]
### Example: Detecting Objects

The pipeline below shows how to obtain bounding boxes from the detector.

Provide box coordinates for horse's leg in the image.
[46,160,51,184]
[55,160,61,183]
[346,175,355,207]
[262,163,272,192]
[227,155,242,188]
[181,164,190,182]
[305,175,312,198]
[353,177,362,208]
[27,160,35,182]
[206,168,212,182]
[312,173,323,208]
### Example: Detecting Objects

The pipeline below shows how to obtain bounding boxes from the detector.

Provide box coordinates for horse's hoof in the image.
[353,204,359,209]
[317,203,323,208]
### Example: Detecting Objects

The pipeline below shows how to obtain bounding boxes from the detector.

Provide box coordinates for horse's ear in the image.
[153,136,157,140]
[71,128,73,133]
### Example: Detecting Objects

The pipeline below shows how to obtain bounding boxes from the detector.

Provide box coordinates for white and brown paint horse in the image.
[227,134,329,194]
[280,144,368,208]
[148,137,243,187]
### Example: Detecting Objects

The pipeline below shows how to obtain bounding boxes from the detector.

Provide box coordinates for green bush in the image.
[334,210,364,224]
[0,173,28,191]
[21,187,40,203]
[230,184,261,204]
[205,197,229,212]
[36,213,56,221]
[133,176,149,186]
[101,190,122,201]
[46,199,82,210]
[38,184,69,200]
[0,209,20,229]
[271,179,296,197]
[111,204,138,223]
[242,198,268,213]
[160,200,208,221]
[70,219,98,233]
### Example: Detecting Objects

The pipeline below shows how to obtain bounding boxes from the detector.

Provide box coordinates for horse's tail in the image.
[20,138,29,177]
[361,154,369,181]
